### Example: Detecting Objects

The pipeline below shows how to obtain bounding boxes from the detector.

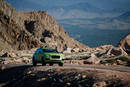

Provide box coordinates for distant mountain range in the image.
[6,0,129,19]
[57,11,130,47]
[58,11,130,30]
[47,2,128,19]
[47,2,104,19]
[116,11,130,22]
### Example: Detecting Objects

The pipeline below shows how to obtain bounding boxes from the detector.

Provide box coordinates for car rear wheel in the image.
[59,62,63,66]
[33,57,37,66]
[42,61,46,66]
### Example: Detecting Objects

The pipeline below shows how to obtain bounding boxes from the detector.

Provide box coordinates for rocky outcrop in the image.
[0,0,87,51]
[106,47,127,56]
[84,54,100,64]
[119,33,130,54]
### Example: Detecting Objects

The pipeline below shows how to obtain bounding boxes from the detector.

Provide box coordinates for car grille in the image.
[51,56,60,59]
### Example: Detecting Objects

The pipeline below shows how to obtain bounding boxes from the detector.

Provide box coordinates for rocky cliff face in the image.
[119,33,130,54]
[0,0,87,51]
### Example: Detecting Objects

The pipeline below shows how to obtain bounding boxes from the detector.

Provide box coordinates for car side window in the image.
[35,50,39,54]
[39,51,42,53]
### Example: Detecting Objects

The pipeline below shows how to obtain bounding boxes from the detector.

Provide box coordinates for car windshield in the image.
[43,49,59,53]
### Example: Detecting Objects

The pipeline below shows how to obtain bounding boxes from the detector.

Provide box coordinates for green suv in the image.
[32,48,64,66]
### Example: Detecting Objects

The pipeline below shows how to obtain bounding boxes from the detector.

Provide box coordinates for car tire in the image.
[49,63,53,66]
[33,57,37,66]
[42,61,46,66]
[59,62,63,66]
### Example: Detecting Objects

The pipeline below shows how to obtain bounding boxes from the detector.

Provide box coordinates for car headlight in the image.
[60,56,64,60]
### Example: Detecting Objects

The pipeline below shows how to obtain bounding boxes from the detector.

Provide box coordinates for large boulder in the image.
[119,34,130,54]
[71,48,80,53]
[0,58,13,64]
[63,48,72,54]
[84,54,100,64]
[1,52,9,57]
[92,45,115,58]
[22,57,32,64]
[106,47,127,56]
[1,52,17,58]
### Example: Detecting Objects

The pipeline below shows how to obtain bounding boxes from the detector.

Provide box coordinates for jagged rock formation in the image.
[0,0,87,51]
[119,33,130,54]
[106,47,127,56]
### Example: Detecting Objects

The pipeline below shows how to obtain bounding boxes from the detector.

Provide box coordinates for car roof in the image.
[41,48,56,50]
[35,48,56,52]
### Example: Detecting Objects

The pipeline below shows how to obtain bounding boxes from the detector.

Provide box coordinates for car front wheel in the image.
[49,63,53,66]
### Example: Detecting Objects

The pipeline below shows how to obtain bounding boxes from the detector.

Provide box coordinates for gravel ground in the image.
[0,64,130,87]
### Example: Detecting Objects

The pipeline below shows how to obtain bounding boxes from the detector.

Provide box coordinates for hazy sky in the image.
[7,0,130,10]
[30,0,130,8]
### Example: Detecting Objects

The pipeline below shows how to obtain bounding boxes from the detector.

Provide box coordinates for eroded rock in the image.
[119,34,130,54]
[84,54,100,64]
[63,48,72,54]
[106,47,127,56]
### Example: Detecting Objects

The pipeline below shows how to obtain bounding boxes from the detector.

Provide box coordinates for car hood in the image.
[43,52,63,56]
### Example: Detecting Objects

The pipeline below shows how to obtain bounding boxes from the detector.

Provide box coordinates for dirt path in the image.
[1,64,130,72]
[0,64,130,87]
[65,64,130,72]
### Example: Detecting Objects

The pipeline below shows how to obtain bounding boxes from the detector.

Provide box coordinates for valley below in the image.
[58,18,130,47]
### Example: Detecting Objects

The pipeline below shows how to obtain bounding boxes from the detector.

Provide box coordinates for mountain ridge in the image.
[0,0,87,51]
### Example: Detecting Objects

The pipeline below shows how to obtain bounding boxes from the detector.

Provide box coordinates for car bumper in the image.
[44,60,64,63]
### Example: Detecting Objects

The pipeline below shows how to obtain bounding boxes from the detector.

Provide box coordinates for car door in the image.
[36,49,43,61]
